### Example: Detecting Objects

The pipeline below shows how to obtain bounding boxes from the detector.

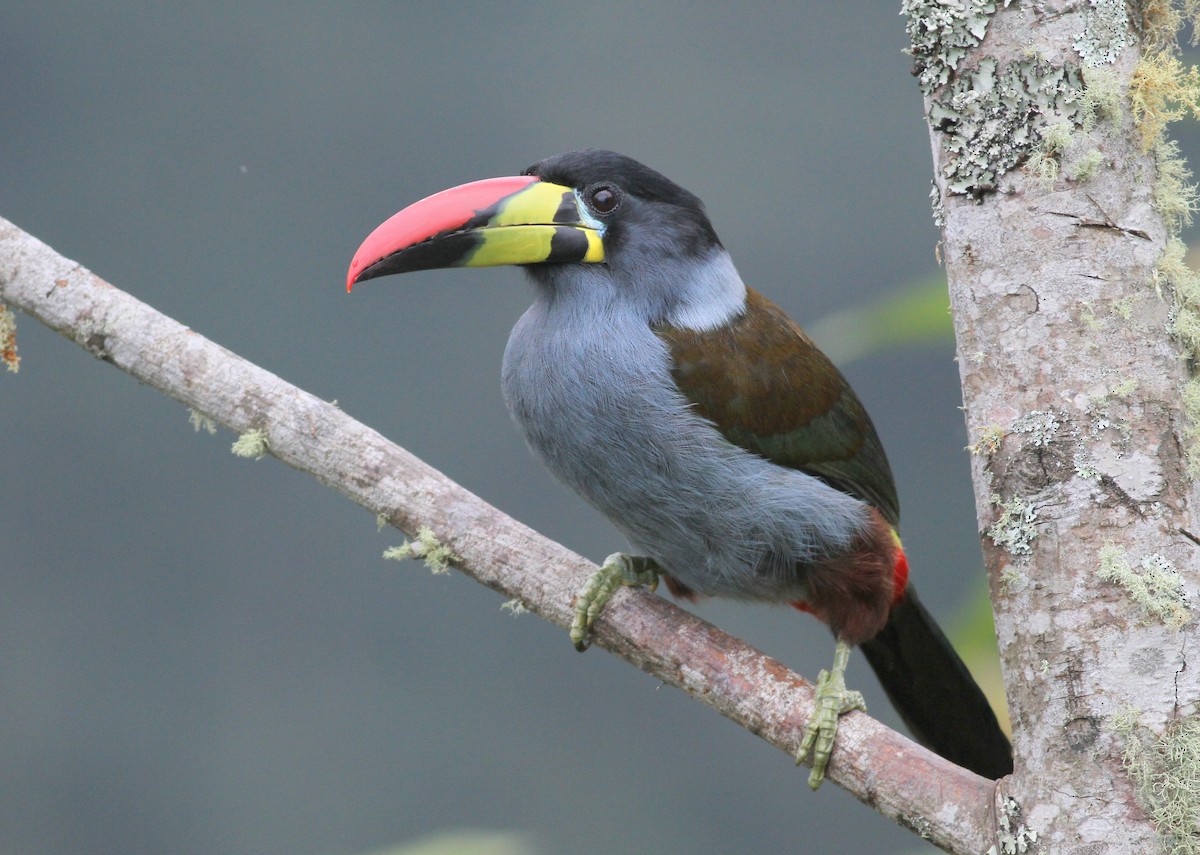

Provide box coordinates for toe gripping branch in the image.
[569,553,661,651]
[795,638,866,790]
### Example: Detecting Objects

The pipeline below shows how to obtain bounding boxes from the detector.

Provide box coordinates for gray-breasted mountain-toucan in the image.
[347,149,1012,787]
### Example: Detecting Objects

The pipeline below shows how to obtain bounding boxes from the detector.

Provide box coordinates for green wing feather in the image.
[654,288,900,528]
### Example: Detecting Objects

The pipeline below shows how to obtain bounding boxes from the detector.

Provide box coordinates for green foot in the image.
[569,553,660,651]
[795,638,865,790]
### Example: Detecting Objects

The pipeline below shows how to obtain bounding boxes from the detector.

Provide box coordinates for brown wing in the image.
[654,288,900,527]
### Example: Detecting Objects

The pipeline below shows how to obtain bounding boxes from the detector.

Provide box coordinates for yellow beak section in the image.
[466,180,604,268]
[467,223,604,268]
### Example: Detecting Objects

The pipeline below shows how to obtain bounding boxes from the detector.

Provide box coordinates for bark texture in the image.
[911,1,1200,851]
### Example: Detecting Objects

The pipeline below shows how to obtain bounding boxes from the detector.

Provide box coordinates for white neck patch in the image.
[665,251,747,331]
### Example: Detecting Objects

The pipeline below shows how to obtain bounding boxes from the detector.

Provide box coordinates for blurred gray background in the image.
[0,3,1104,853]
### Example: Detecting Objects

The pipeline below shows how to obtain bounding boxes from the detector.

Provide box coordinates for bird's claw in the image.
[570,553,659,651]
[795,638,865,790]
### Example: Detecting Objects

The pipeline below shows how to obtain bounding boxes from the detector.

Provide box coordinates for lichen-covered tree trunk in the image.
[907,1,1200,851]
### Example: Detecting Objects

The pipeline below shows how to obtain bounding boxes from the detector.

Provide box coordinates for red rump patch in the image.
[662,520,910,639]
[787,516,908,643]
[891,546,909,604]
[790,599,816,615]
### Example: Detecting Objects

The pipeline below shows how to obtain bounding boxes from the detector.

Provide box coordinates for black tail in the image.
[859,584,1013,779]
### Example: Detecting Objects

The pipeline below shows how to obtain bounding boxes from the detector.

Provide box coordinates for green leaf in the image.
[807,275,953,366]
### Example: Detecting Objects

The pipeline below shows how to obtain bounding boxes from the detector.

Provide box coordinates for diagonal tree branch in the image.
[0,215,999,853]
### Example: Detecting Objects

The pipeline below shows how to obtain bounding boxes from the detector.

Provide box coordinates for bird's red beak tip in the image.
[344,174,544,295]
[346,254,368,292]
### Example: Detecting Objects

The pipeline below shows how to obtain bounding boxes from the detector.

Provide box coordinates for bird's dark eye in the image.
[585,184,621,215]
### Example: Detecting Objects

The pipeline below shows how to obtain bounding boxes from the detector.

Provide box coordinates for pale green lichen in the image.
[1074,457,1101,479]
[986,795,1038,855]
[1069,148,1105,181]
[968,424,1006,456]
[376,512,389,531]
[1027,137,1064,187]
[1132,23,1200,450]
[1012,410,1062,447]
[1153,139,1199,233]
[1028,121,1079,187]
[230,429,269,460]
[384,525,459,575]
[999,565,1025,590]
[1112,709,1200,854]
[1043,121,1075,153]
[988,495,1039,556]
[1131,50,1200,152]
[1081,66,1124,130]
[1087,390,1134,440]
[1174,263,1200,325]
[899,811,934,840]
[500,598,528,616]
[187,408,217,435]
[929,181,946,228]
[1081,301,1105,331]
[1183,378,1200,476]
[1155,235,1195,296]
[1176,307,1200,351]
[1110,377,1140,398]
[903,0,1081,199]
[1186,377,1200,415]
[0,301,19,373]
[1111,295,1136,321]
[1098,542,1191,627]
[929,55,1085,197]
[1074,0,1131,67]
[1138,0,1200,49]
[1022,65,1112,196]
[902,0,1008,96]
[1156,235,1200,380]
[1029,119,1107,186]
